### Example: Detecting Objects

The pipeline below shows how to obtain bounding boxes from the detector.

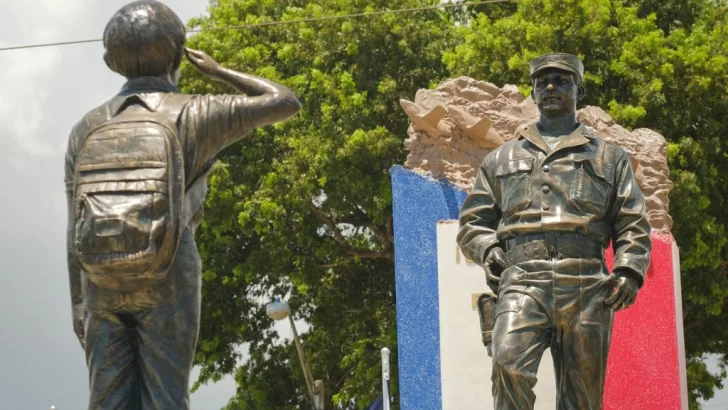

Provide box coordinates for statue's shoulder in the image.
[480,137,525,174]
[66,98,122,160]
[580,126,631,166]
[581,124,597,138]
[490,123,533,154]
[73,100,116,136]
[164,91,195,105]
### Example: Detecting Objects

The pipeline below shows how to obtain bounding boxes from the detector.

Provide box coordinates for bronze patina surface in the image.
[63,1,301,408]
[457,53,652,409]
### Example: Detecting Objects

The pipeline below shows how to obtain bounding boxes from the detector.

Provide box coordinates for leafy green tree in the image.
[613,5,728,407]
[627,0,709,33]
[179,0,728,408]
[178,1,454,408]
[445,1,728,408]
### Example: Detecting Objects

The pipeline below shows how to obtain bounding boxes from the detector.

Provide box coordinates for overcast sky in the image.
[0,1,241,409]
[0,1,725,409]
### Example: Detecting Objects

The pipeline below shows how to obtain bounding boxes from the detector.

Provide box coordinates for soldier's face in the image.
[532,69,579,117]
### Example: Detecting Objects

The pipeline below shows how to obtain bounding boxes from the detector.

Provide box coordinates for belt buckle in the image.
[545,233,558,260]
[547,243,557,260]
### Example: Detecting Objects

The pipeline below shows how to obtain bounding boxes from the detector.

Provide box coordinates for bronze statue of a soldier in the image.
[459,53,652,409]
[63,1,301,408]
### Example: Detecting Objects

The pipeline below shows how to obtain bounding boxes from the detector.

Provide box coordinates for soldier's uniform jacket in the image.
[457,122,652,285]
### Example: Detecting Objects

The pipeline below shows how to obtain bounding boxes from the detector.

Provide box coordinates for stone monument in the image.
[392,61,686,409]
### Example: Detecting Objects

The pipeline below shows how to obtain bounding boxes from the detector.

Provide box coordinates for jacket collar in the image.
[110,76,180,115]
[518,122,594,154]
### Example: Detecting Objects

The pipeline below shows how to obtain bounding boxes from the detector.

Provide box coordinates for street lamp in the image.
[266,297,325,410]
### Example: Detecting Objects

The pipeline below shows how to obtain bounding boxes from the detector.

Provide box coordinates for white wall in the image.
[436,221,557,410]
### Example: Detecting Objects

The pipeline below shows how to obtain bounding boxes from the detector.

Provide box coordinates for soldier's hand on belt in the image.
[484,247,506,295]
[605,269,640,311]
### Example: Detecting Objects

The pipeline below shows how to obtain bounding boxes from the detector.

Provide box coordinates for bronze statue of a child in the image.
[63,1,301,408]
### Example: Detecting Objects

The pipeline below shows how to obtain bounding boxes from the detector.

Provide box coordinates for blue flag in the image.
[366,395,384,410]
[366,381,391,410]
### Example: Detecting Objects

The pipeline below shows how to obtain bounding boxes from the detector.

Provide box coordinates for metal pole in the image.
[289,315,325,409]
[313,379,325,410]
[381,347,391,410]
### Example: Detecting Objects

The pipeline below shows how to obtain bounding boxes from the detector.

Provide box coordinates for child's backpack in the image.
[71,95,187,291]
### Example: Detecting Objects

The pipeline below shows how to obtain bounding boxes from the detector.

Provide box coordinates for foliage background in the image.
[178,1,728,409]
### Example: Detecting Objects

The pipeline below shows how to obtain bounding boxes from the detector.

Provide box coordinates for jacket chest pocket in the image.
[569,156,613,214]
[495,158,533,216]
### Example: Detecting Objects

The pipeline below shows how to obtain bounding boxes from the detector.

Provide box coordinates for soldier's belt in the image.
[502,233,603,267]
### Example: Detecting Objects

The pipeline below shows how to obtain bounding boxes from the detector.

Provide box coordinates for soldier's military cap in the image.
[529,53,584,83]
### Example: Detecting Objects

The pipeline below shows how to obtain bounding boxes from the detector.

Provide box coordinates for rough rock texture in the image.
[400,76,673,233]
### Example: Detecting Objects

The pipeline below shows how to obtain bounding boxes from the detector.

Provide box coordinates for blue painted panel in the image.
[390,165,467,410]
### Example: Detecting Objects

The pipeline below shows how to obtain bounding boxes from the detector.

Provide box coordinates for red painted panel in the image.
[603,234,686,409]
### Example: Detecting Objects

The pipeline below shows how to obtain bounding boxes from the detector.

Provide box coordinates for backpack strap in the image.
[159,92,193,130]
[182,167,210,228]
[80,91,204,229]
[159,93,207,228]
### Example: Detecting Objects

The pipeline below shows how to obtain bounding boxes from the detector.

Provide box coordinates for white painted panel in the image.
[672,240,689,410]
[437,221,557,410]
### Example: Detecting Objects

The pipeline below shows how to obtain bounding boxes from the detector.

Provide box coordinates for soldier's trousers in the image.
[491,257,614,410]
[83,231,202,410]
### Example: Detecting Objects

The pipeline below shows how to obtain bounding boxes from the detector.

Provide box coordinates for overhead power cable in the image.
[0,0,515,52]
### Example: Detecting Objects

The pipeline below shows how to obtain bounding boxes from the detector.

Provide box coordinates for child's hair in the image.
[102,0,187,79]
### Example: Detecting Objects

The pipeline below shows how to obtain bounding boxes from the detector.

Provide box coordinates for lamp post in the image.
[381,347,391,410]
[266,298,325,410]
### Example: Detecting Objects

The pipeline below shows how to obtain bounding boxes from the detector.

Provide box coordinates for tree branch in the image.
[332,362,358,394]
[310,202,394,265]
[350,250,392,261]
[316,251,393,268]
[684,317,707,332]
[387,216,394,244]
[310,201,347,245]
[317,261,350,269]
[682,293,728,332]
[352,206,393,247]
[368,222,393,248]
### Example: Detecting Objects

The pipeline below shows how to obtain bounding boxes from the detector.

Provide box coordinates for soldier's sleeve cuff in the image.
[64,178,74,190]
[612,258,647,288]
[475,238,501,267]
